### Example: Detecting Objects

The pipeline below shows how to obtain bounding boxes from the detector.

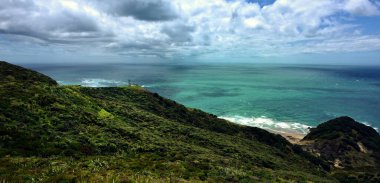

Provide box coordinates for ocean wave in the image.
[220,116,312,135]
[362,122,379,132]
[81,79,126,87]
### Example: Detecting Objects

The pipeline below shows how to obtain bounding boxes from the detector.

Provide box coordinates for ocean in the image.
[26,63,380,134]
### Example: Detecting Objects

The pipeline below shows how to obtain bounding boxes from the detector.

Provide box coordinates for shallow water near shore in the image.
[26,63,380,134]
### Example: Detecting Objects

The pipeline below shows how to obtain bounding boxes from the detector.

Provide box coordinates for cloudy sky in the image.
[1,0,380,64]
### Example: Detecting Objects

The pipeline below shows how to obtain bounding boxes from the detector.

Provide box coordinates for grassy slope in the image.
[0,61,335,182]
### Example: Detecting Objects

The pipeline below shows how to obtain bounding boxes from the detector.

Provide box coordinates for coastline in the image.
[220,116,308,144]
[266,129,305,144]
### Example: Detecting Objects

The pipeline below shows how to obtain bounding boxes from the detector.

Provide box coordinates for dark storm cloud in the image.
[103,0,179,21]
[161,23,195,43]
[0,0,102,43]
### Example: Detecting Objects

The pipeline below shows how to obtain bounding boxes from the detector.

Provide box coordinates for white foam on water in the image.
[362,122,379,132]
[220,116,312,135]
[81,79,126,87]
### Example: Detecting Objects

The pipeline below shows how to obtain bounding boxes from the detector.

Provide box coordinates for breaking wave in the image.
[220,116,312,135]
[81,79,126,87]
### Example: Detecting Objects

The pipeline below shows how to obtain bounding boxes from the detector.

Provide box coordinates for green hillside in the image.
[0,61,336,182]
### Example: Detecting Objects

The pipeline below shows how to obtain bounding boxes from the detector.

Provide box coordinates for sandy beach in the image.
[267,130,306,144]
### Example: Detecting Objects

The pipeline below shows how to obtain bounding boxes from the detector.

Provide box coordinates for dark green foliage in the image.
[0,61,57,85]
[0,61,339,182]
[304,116,379,141]
[302,116,380,182]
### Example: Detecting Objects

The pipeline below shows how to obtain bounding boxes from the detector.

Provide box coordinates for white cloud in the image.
[0,0,380,60]
[344,0,380,16]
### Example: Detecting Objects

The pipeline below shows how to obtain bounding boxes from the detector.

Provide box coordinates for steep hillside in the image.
[0,61,57,85]
[301,116,380,182]
[0,61,334,182]
[0,62,334,182]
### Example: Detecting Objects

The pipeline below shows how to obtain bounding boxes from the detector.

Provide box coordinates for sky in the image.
[1,0,380,65]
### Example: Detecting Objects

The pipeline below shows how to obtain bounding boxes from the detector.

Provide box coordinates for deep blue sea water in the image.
[25,63,380,134]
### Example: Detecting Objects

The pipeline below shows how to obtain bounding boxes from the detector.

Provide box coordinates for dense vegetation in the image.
[302,116,380,183]
[0,61,378,182]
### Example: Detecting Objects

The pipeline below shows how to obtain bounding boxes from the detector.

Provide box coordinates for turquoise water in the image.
[27,63,380,134]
